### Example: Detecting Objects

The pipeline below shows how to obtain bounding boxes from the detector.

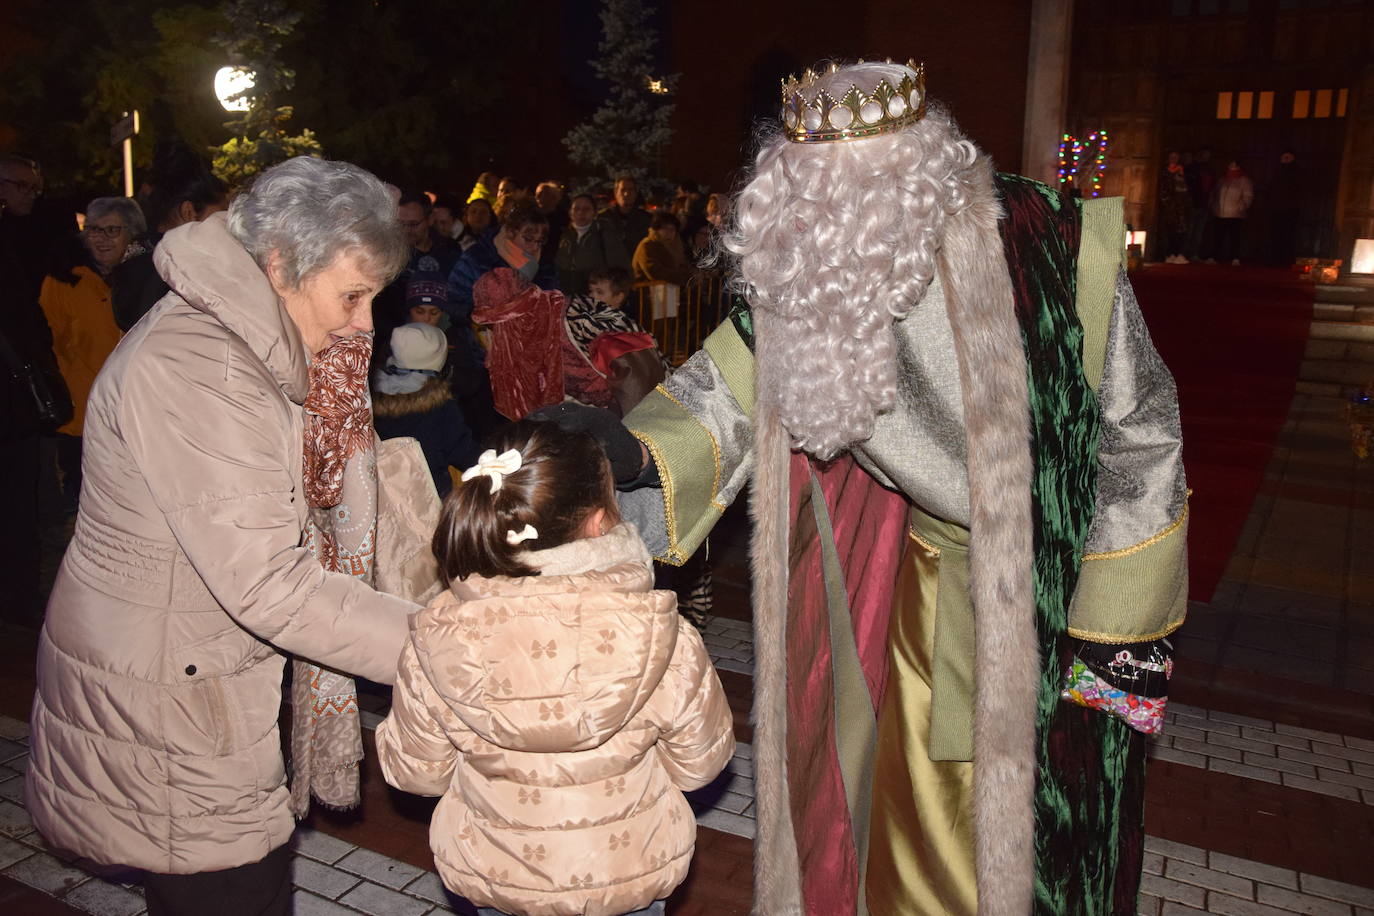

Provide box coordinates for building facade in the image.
[1066,0,1373,265]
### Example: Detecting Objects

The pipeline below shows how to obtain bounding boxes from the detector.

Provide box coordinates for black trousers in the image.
[143,843,291,916]
[1214,217,1246,262]
[0,433,41,624]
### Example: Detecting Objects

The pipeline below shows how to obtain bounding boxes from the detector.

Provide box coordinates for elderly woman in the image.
[26,158,419,916]
[39,196,145,509]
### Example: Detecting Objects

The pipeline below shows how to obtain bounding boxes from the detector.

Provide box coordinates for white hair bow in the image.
[461,448,523,494]
[506,524,539,546]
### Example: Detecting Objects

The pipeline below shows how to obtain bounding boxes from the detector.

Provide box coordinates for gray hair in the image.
[86,197,147,237]
[227,157,407,289]
[721,62,981,459]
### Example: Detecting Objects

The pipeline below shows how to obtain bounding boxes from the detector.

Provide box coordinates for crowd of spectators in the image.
[0,145,725,630]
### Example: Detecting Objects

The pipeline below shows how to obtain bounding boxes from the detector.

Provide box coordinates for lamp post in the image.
[110,111,139,198]
[214,66,256,113]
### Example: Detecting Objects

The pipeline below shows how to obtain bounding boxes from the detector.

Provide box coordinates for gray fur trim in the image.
[939,156,1037,915]
[372,377,452,419]
[748,312,805,915]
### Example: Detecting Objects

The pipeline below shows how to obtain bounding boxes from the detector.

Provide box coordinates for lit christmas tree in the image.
[563,0,677,186]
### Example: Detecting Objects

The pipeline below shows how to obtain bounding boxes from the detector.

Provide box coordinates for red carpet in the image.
[1129,264,1314,602]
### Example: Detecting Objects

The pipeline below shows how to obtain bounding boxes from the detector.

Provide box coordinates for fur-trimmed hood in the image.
[372,375,452,419]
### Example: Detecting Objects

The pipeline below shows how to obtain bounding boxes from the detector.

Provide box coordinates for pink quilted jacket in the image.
[375,524,734,916]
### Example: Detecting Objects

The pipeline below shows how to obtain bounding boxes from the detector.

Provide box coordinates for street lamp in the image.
[214,66,256,112]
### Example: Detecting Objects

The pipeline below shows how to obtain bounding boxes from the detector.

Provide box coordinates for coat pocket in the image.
[170,618,273,680]
[167,629,285,760]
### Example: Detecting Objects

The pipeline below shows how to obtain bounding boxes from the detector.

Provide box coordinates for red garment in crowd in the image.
[472,268,566,420]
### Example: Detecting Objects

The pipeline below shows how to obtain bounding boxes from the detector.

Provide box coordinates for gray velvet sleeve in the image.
[618,340,756,563]
[661,347,757,506]
[1084,269,1189,553]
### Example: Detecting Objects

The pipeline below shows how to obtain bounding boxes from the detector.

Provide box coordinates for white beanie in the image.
[389,322,448,373]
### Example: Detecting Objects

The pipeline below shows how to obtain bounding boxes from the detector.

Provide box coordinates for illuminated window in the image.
[1217,91,1233,119]
[1292,90,1310,118]
[1337,88,1348,117]
[1257,91,1274,119]
[1236,91,1254,119]
[1314,89,1333,118]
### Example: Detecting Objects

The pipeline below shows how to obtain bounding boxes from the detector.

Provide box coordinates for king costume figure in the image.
[615,59,1188,915]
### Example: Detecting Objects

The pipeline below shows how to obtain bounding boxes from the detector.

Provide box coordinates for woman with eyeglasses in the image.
[111,140,227,331]
[38,196,144,510]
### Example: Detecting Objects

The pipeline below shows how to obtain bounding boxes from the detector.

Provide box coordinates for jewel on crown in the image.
[780,59,927,143]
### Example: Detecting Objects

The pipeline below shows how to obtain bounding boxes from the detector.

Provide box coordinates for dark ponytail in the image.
[432,419,616,581]
[143,139,227,232]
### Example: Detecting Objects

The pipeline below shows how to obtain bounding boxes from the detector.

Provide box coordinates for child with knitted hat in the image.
[405,273,448,327]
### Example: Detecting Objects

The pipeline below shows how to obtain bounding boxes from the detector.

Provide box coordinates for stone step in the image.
[1296,279,1374,392]
[1313,302,1374,322]
[1312,282,1374,306]
[1295,380,1344,398]
[1301,319,1374,389]
[1309,321,1374,343]
[1304,338,1374,362]
[1299,359,1370,386]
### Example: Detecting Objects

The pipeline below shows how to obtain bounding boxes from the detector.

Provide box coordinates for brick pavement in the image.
[5,703,1374,915]
[6,339,1374,913]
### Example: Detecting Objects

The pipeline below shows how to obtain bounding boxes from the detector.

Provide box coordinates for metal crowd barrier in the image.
[628,271,729,366]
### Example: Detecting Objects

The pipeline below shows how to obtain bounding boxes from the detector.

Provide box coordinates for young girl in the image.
[375,420,734,916]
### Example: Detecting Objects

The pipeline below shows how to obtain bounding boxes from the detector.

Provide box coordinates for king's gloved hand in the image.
[529,402,654,488]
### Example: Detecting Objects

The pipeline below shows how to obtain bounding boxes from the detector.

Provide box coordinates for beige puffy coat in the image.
[26,214,418,875]
[376,524,734,916]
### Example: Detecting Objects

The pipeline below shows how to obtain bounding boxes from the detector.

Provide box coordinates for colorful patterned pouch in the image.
[1060,638,1173,735]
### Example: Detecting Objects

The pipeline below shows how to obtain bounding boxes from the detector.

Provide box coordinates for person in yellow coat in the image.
[39,196,143,508]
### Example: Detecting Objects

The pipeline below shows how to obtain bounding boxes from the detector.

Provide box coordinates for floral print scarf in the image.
[290,334,378,815]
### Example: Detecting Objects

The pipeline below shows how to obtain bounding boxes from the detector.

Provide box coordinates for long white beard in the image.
[755,306,904,461]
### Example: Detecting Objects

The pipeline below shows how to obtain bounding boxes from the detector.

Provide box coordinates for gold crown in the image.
[781,60,926,143]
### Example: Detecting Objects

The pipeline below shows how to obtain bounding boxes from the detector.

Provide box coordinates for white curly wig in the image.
[721,61,983,459]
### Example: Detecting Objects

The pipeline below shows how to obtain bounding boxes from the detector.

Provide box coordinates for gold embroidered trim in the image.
[628,382,723,567]
[1081,503,1188,561]
[652,384,724,499]
[907,528,941,557]
[628,428,684,565]
[1067,618,1184,644]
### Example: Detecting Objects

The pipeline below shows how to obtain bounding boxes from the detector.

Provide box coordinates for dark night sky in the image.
[0,0,1032,205]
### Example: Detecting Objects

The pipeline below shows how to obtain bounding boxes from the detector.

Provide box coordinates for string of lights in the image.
[1057,130,1109,198]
